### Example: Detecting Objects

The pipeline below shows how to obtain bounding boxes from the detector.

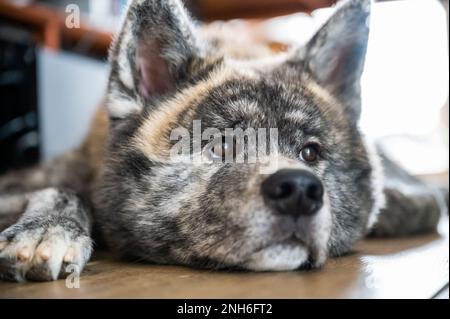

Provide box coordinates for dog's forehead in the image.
[192,65,346,130]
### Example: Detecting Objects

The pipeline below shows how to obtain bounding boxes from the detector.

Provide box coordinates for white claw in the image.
[17,247,32,262]
[36,245,51,262]
[63,247,75,263]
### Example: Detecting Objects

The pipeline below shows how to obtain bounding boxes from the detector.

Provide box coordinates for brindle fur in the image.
[0,0,447,281]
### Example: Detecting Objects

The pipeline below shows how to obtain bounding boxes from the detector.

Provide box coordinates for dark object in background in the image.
[0,24,40,174]
[185,0,335,20]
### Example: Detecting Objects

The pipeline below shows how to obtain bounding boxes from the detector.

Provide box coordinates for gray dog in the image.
[0,0,447,282]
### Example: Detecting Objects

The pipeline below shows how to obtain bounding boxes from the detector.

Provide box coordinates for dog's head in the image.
[96,0,384,270]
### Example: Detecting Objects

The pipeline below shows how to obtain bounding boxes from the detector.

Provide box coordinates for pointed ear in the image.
[291,0,371,122]
[107,0,204,119]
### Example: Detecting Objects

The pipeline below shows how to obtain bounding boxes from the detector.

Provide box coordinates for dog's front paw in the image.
[0,220,92,282]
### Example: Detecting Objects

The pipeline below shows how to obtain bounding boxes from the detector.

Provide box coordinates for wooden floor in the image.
[0,217,448,299]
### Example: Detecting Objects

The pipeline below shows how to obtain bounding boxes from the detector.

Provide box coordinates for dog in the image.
[0,0,447,282]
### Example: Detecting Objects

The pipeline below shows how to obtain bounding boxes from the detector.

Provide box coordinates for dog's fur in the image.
[0,0,447,281]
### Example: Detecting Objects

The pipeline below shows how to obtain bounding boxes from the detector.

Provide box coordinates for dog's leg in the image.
[370,152,448,237]
[0,150,94,281]
[0,149,93,226]
[0,188,92,282]
[0,149,92,195]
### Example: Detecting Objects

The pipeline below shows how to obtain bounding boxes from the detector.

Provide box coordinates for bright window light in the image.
[360,0,449,138]
[260,0,449,175]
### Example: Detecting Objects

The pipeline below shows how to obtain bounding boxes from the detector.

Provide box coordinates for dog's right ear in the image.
[106,0,204,120]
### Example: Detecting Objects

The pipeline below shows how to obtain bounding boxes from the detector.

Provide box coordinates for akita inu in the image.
[0,0,447,282]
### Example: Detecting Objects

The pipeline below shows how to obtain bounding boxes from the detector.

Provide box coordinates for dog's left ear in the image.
[289,0,371,122]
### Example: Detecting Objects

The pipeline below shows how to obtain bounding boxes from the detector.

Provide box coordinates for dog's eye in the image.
[300,144,320,163]
[207,138,233,161]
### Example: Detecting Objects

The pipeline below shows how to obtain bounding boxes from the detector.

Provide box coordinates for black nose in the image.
[261,169,324,217]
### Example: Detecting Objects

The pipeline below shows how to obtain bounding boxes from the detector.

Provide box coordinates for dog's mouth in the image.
[236,203,331,272]
[241,236,324,271]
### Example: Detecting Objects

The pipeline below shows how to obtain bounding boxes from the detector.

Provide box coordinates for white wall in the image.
[261,0,449,174]
[37,49,109,160]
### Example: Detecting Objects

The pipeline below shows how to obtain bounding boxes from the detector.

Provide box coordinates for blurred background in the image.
[0,0,448,182]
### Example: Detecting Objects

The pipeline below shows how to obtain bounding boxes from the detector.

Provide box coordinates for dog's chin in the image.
[242,240,314,271]
[241,203,331,272]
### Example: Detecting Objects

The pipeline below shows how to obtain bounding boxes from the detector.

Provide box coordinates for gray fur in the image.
[369,150,446,237]
[0,0,446,281]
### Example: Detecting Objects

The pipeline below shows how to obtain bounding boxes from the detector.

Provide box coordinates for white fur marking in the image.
[363,136,386,230]
[245,243,308,271]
